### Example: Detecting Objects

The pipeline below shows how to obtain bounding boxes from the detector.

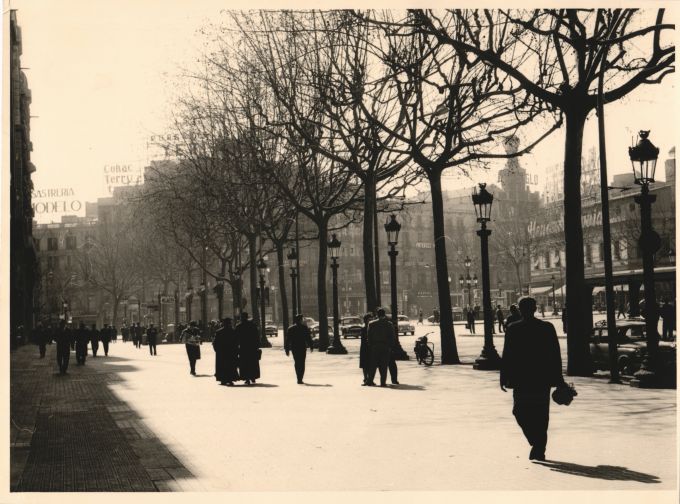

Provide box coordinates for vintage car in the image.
[265,320,278,337]
[340,316,363,339]
[304,317,332,337]
[590,318,676,383]
[397,315,415,336]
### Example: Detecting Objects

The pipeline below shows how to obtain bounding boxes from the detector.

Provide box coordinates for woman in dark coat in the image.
[359,313,372,385]
[235,312,260,385]
[213,318,239,385]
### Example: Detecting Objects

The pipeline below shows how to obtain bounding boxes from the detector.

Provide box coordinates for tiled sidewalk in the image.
[10,343,200,492]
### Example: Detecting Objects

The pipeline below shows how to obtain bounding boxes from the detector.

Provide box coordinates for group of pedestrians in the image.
[183,313,261,385]
[358,308,400,387]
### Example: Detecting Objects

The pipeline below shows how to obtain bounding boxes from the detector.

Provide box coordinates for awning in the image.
[530,285,554,295]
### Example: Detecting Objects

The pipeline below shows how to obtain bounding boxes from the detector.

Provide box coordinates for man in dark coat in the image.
[101,324,111,356]
[122,323,130,342]
[90,324,100,357]
[495,305,505,333]
[285,314,314,384]
[504,304,522,329]
[367,308,396,387]
[500,296,565,461]
[660,299,675,341]
[147,323,158,355]
[75,323,89,365]
[359,314,372,385]
[34,321,47,358]
[466,305,476,334]
[213,318,239,385]
[235,312,260,385]
[561,304,567,333]
[55,321,71,374]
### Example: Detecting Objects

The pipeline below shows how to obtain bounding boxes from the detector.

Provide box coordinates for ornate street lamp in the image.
[629,131,661,387]
[327,234,347,354]
[471,183,501,371]
[384,215,408,360]
[257,257,271,347]
[287,247,298,320]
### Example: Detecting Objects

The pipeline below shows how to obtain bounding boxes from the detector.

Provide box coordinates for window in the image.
[66,235,77,250]
[47,256,57,270]
[47,237,58,251]
[598,242,604,262]
[584,244,592,265]
[613,241,621,260]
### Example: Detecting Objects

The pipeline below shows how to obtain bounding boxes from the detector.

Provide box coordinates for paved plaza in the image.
[9,321,677,496]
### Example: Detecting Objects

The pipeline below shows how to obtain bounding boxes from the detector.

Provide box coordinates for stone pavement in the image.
[7,329,678,496]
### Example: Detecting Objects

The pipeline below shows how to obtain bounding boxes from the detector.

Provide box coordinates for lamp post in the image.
[629,131,661,388]
[185,287,194,323]
[471,183,501,371]
[551,274,558,315]
[498,279,503,307]
[287,248,298,319]
[385,215,408,360]
[257,257,272,348]
[327,234,347,354]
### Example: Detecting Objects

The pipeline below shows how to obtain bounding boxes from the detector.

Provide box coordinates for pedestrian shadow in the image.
[534,460,661,483]
[192,374,214,378]
[250,383,279,387]
[302,383,333,387]
[389,384,425,391]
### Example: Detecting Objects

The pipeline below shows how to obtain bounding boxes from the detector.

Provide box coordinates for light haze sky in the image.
[9,0,677,223]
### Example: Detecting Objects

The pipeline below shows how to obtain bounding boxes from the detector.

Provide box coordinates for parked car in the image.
[397,315,415,336]
[265,321,278,337]
[427,308,464,323]
[590,318,676,382]
[340,316,363,339]
[304,317,332,337]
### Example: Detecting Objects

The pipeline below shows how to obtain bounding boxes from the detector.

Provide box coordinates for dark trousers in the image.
[388,355,398,384]
[91,342,99,357]
[149,342,157,355]
[512,388,551,456]
[102,341,109,356]
[369,347,390,385]
[468,320,476,334]
[292,349,306,382]
[56,344,70,373]
[497,320,504,333]
[75,343,87,364]
[38,343,46,358]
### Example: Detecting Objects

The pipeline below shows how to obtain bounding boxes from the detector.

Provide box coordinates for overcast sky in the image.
[9,1,676,223]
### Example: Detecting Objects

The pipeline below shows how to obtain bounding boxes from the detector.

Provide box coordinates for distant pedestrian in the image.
[75,323,89,365]
[500,296,565,461]
[466,306,476,334]
[147,323,158,355]
[285,314,314,384]
[561,304,567,333]
[359,313,373,385]
[367,308,396,387]
[660,299,675,341]
[495,305,505,333]
[101,324,111,356]
[213,318,239,385]
[235,312,260,385]
[90,324,100,357]
[617,301,626,319]
[55,320,71,374]
[504,304,522,329]
[34,321,47,358]
[122,323,130,342]
[433,308,440,324]
[539,303,546,318]
[111,325,117,342]
[181,321,202,375]
[418,310,424,325]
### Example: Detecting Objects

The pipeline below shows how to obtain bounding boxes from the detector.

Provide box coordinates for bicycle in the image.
[414,332,435,366]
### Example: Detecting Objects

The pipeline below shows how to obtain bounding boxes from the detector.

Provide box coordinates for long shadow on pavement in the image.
[11,345,200,492]
[389,384,426,391]
[534,460,661,483]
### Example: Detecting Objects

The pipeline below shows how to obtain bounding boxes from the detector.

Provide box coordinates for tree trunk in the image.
[218,260,226,320]
[248,233,260,328]
[112,298,119,328]
[316,218,330,351]
[563,107,593,376]
[514,262,523,294]
[362,176,378,312]
[429,170,460,364]
[276,243,289,337]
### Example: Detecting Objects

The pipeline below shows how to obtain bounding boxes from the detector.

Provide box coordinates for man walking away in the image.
[466,306,476,334]
[101,324,111,356]
[75,323,89,365]
[235,312,261,385]
[617,301,626,319]
[500,296,565,461]
[367,308,396,387]
[285,314,314,384]
[55,320,71,374]
[34,321,47,358]
[495,305,505,333]
[660,299,675,341]
[147,323,158,355]
[90,324,100,357]
[214,318,239,385]
[418,310,423,325]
